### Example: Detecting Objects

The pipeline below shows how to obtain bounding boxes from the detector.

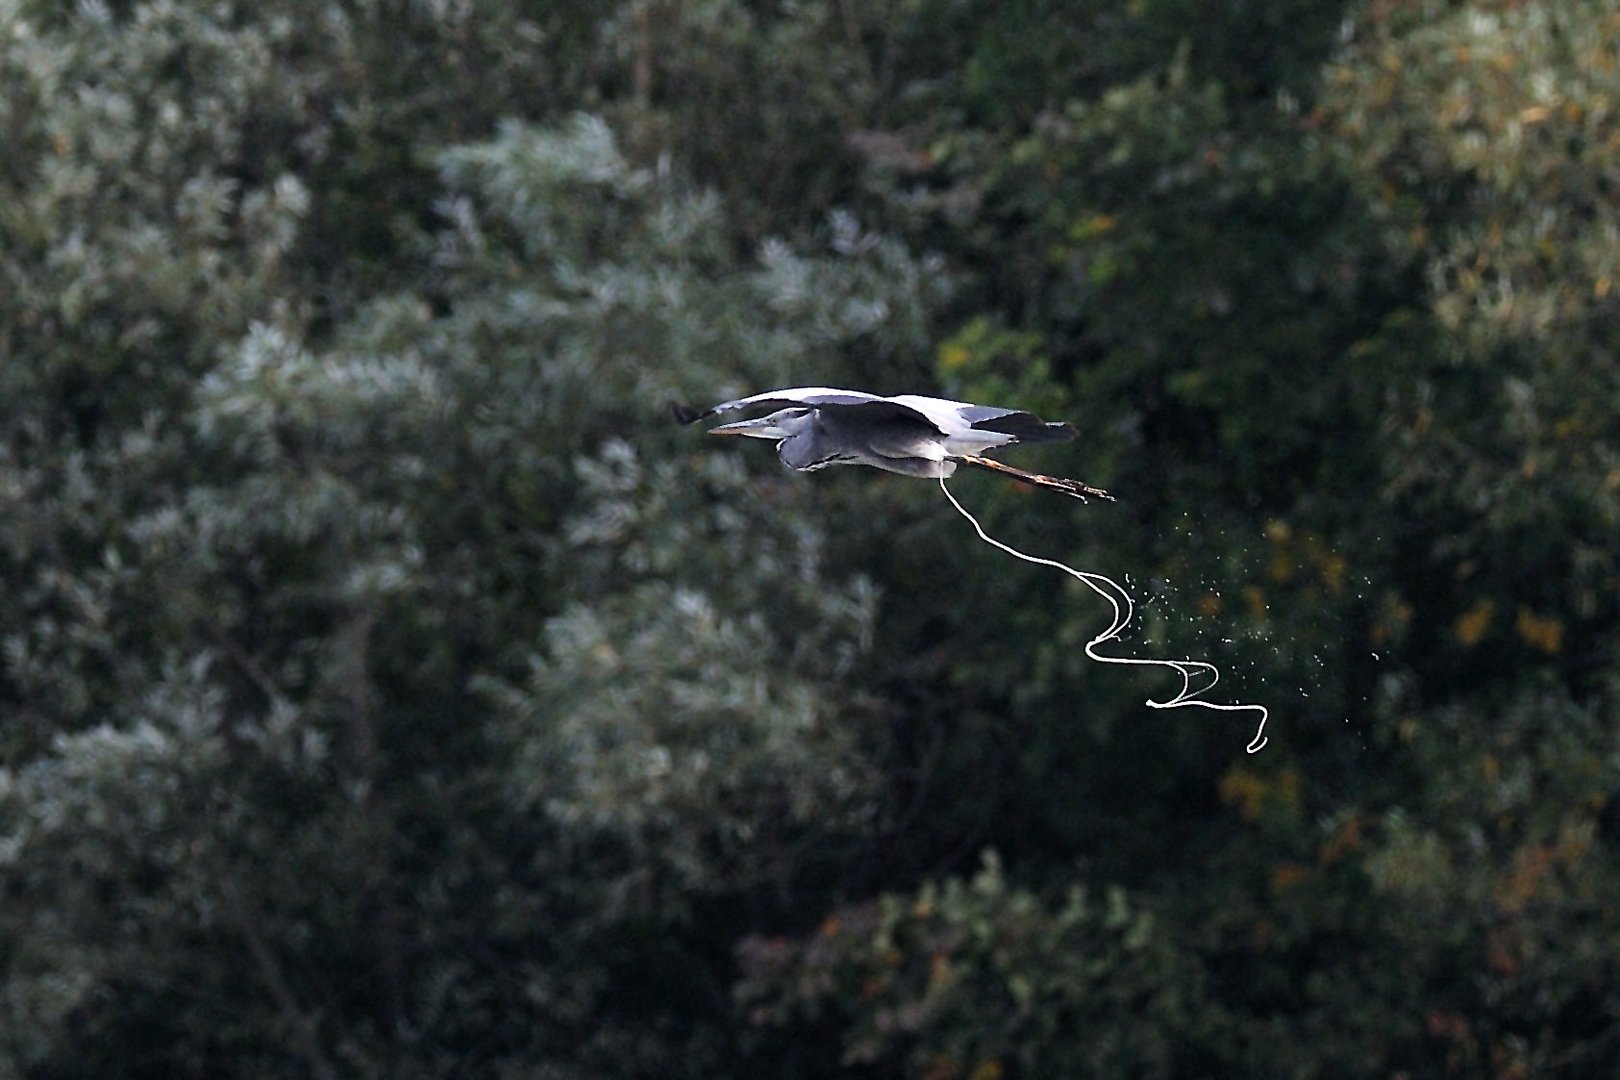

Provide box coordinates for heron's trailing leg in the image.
[956,455,1115,502]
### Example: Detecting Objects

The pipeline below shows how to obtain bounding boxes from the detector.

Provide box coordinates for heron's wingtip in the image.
[671,402,708,425]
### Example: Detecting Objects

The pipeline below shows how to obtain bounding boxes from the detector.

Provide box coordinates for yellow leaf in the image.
[1454,600,1495,647]
[1514,608,1564,654]
[1219,767,1300,823]
[1219,768,1267,821]
[1320,553,1348,594]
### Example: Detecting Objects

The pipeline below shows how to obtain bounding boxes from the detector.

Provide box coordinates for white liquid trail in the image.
[940,479,1268,753]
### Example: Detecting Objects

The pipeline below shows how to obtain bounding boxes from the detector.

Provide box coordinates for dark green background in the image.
[3,1,1617,1075]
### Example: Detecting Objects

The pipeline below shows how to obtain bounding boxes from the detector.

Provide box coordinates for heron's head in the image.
[706,408,812,441]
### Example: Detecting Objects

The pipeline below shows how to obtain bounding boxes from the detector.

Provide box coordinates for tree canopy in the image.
[3,1,1618,1076]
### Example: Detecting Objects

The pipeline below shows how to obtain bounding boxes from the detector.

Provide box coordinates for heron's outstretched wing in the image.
[675,387,1077,443]
[887,395,1077,443]
[673,387,891,426]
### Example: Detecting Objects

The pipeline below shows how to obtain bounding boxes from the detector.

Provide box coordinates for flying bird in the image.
[676,387,1267,751]
[675,386,1113,501]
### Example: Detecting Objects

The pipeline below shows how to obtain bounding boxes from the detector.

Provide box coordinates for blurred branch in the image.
[225,885,341,1080]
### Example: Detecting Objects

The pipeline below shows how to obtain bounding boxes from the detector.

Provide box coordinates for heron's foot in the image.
[1020,468,1114,502]
[1051,476,1115,502]
[957,455,1116,502]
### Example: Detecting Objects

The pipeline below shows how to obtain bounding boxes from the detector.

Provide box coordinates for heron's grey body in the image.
[675,387,1113,500]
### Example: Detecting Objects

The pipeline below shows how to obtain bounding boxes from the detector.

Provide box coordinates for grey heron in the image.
[674,387,1114,501]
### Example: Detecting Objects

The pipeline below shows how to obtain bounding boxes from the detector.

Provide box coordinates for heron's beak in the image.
[707,417,786,439]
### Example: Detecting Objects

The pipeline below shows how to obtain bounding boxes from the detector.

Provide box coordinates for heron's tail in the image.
[955,455,1115,502]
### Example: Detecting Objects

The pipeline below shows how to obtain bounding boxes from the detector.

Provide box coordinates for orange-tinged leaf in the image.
[1497,845,1553,915]
[1514,608,1563,654]
[1270,862,1309,892]
[1320,815,1365,865]
[1455,600,1495,646]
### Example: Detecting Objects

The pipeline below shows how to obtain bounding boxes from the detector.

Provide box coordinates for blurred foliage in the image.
[736,850,1212,1078]
[3,0,1620,1077]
